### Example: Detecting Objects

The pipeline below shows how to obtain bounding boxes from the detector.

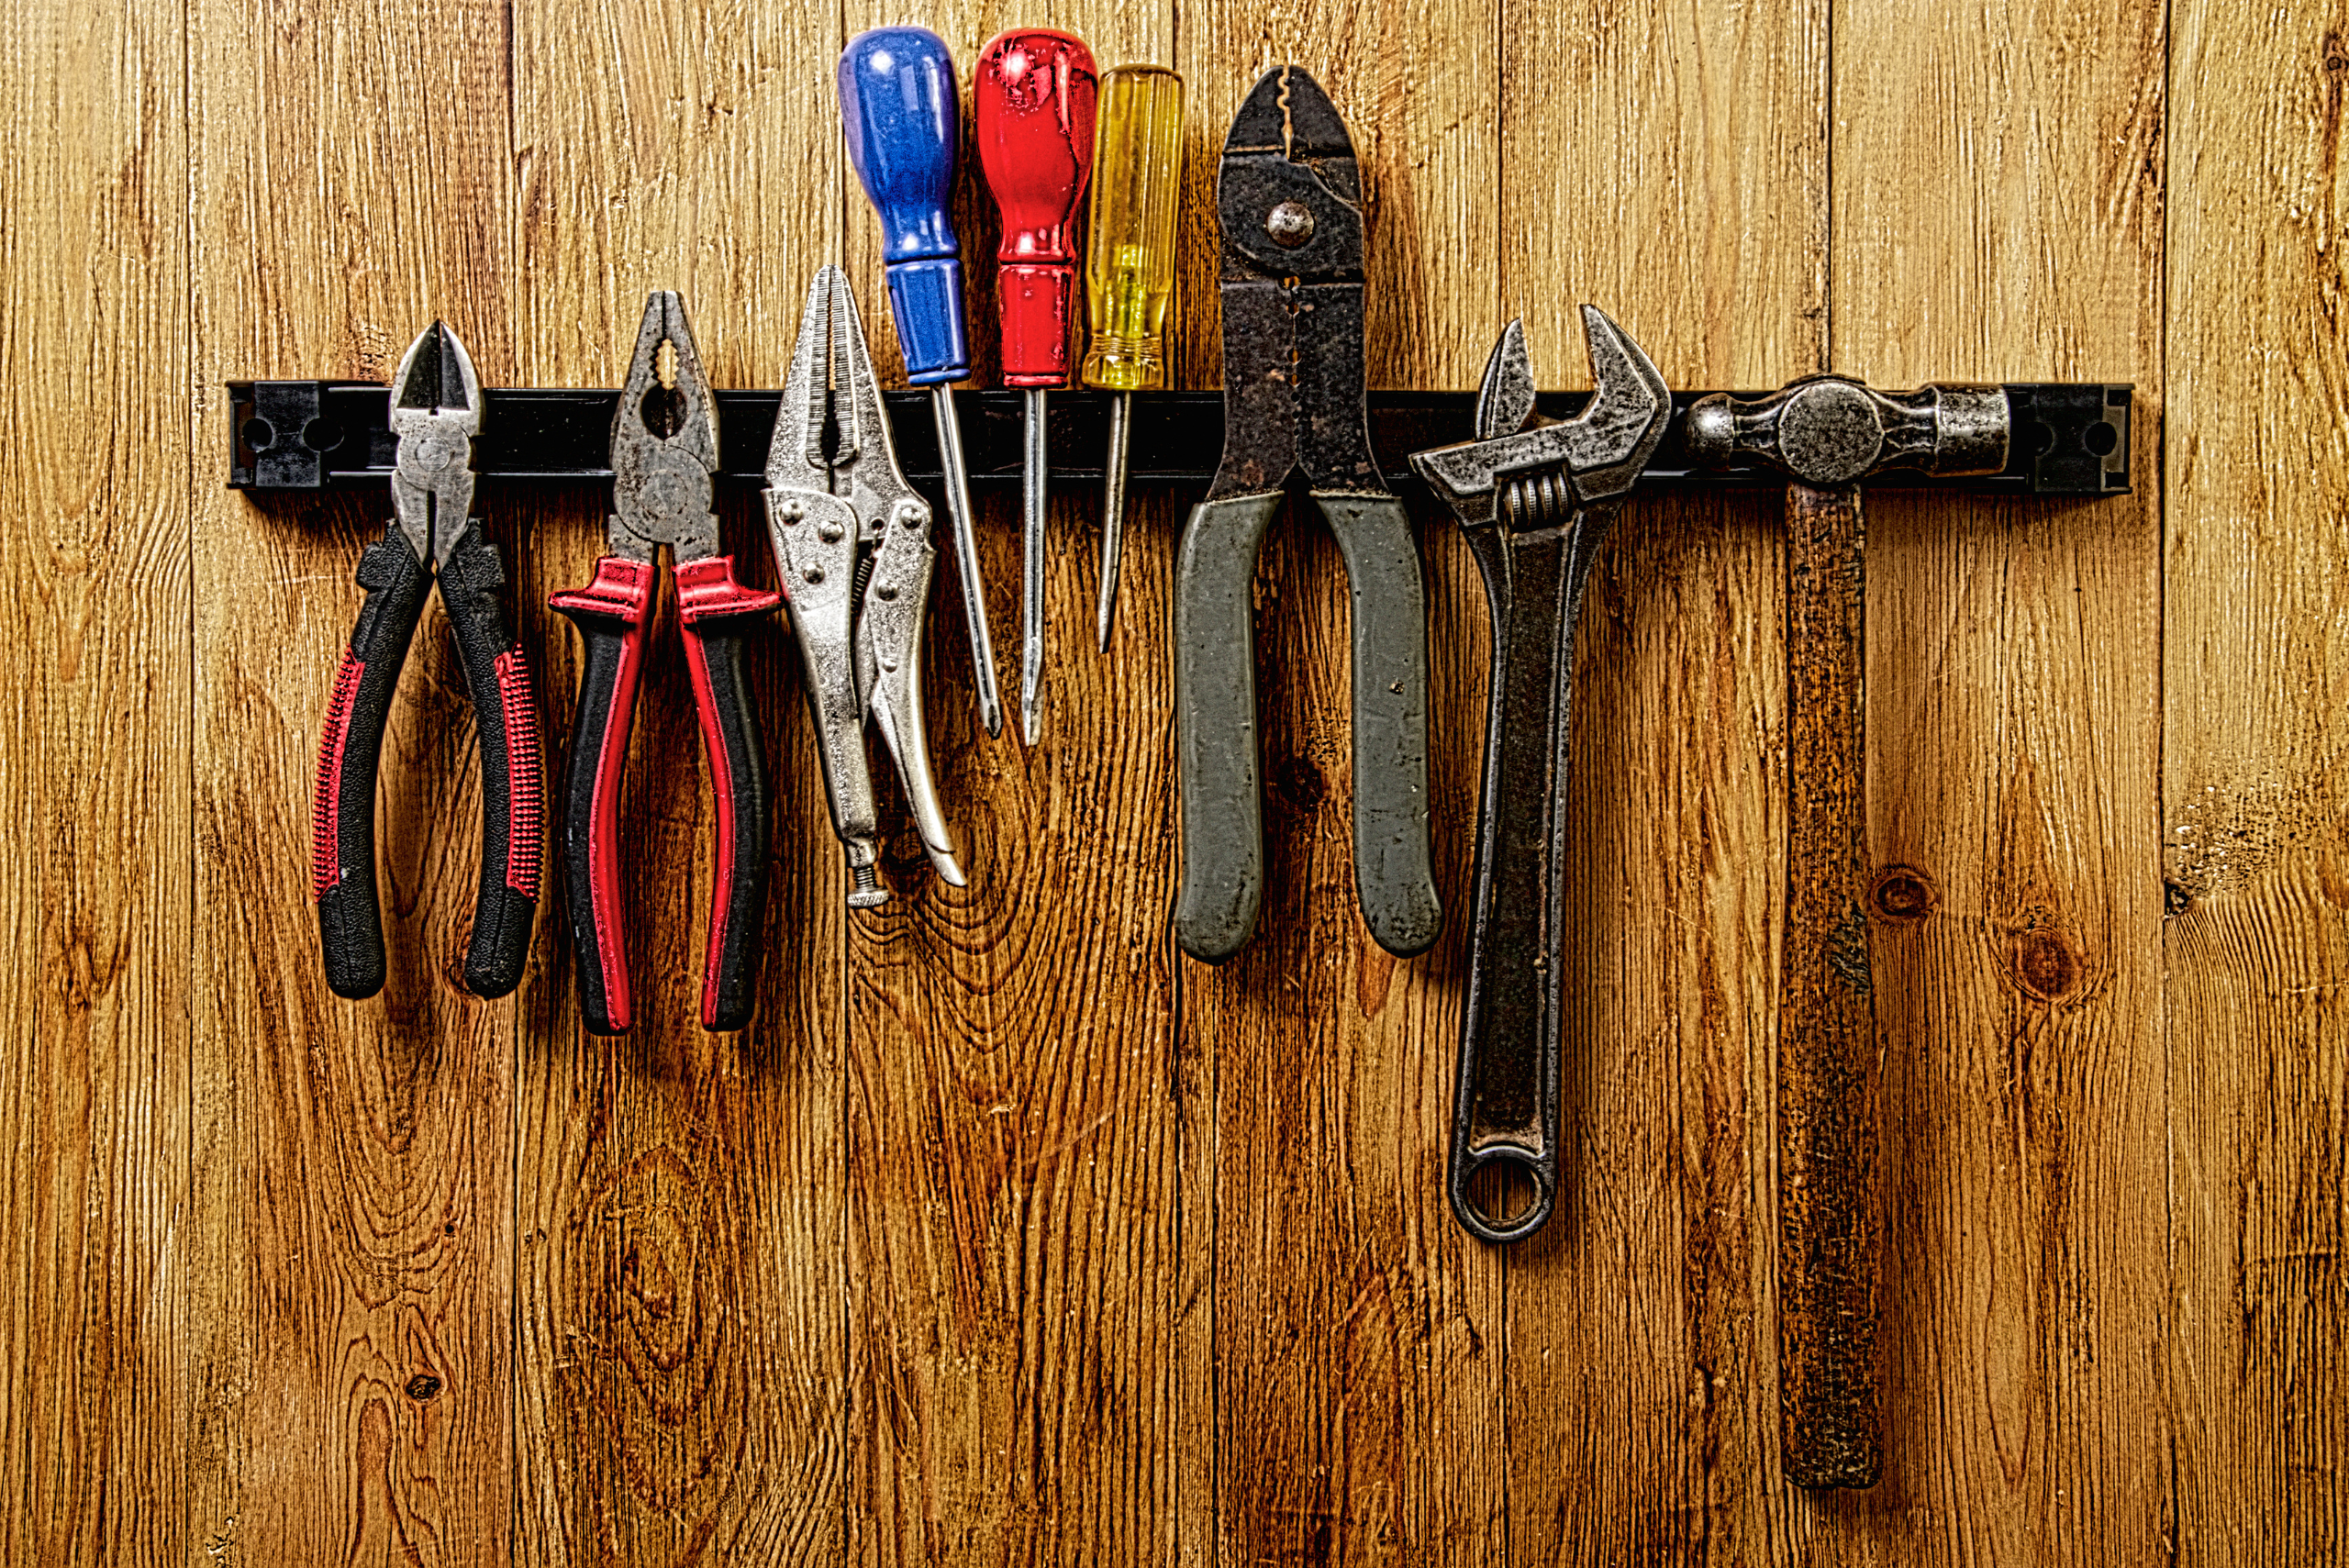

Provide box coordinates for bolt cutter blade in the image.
[1222,64,1355,163]
[1205,65,1379,500]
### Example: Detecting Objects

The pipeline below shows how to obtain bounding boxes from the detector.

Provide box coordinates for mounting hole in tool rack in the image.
[301,417,343,452]
[2084,419,2120,455]
[1462,1158,1541,1230]
[240,417,275,451]
[2022,417,2055,457]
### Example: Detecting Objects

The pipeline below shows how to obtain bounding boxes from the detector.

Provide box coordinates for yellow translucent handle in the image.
[1082,65,1185,393]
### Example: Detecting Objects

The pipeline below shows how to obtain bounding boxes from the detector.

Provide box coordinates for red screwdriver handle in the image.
[974,29,1099,388]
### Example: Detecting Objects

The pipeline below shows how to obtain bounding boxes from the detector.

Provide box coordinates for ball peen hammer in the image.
[1687,376,2008,1491]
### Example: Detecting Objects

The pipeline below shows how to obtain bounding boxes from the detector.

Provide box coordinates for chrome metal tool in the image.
[765,265,965,906]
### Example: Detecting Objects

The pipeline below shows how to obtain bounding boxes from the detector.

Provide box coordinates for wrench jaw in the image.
[1409,306,1670,528]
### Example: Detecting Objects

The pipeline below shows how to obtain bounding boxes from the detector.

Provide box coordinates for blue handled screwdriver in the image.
[839,26,1003,737]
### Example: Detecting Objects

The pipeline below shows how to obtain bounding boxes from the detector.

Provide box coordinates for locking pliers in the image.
[764,265,964,906]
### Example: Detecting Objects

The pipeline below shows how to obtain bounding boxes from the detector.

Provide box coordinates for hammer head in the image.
[1686,377,2008,487]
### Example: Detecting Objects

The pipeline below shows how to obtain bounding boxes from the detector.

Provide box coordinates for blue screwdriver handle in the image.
[840,27,971,384]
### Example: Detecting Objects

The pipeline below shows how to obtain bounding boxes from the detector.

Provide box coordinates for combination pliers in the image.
[549,293,782,1035]
[1172,65,1441,964]
[764,265,963,906]
[311,321,543,1001]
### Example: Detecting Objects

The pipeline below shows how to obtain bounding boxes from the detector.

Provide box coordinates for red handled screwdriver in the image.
[974,28,1098,745]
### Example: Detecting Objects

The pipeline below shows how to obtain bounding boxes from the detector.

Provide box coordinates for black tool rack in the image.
[228,384,2132,496]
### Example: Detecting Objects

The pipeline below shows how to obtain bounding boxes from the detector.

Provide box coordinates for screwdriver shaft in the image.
[1019,386,1048,744]
[1096,390,1130,651]
[930,384,1003,737]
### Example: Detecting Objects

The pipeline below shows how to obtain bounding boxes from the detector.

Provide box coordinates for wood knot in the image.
[404,1373,441,1402]
[1272,755,1327,812]
[2004,923,2089,1005]
[1868,865,1938,923]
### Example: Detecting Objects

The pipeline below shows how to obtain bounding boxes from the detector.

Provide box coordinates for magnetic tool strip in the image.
[228,383,2132,496]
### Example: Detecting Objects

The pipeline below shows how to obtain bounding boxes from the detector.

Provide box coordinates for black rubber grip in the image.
[680,588,774,1032]
[437,520,543,998]
[313,525,431,999]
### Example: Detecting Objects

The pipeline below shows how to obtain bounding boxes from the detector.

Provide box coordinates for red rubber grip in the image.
[675,555,781,1029]
[549,555,654,1032]
[495,648,544,898]
[312,650,364,901]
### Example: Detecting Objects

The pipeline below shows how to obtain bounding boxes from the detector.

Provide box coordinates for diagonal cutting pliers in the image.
[311,320,544,1001]
[764,265,964,906]
[1172,65,1441,964]
[550,293,782,1034]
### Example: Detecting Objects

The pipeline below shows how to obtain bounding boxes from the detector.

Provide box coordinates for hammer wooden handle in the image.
[1778,481,1883,1490]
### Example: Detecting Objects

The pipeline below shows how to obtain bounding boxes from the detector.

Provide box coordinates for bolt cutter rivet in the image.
[1266,199,1315,247]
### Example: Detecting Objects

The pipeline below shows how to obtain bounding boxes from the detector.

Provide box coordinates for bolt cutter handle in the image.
[1171,491,1439,963]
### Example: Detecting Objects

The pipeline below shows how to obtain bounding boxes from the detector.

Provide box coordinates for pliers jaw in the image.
[608,291,721,563]
[388,320,483,566]
[764,266,963,906]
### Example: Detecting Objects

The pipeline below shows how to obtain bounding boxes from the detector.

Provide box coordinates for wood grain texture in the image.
[1833,0,2168,1561]
[189,0,524,1561]
[1496,0,1818,1556]
[834,6,1188,1563]
[17,0,2349,1558]
[1171,10,1506,1564]
[2167,3,2349,1562]
[0,2,191,1562]
[507,4,850,1562]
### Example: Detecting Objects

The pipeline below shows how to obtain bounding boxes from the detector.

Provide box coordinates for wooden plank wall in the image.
[0,0,2339,1560]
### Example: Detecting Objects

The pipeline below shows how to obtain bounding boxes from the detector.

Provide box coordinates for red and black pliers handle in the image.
[311,321,544,1000]
[551,293,778,1035]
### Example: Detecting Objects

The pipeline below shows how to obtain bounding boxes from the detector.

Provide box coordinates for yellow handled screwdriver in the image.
[1081,64,1185,650]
